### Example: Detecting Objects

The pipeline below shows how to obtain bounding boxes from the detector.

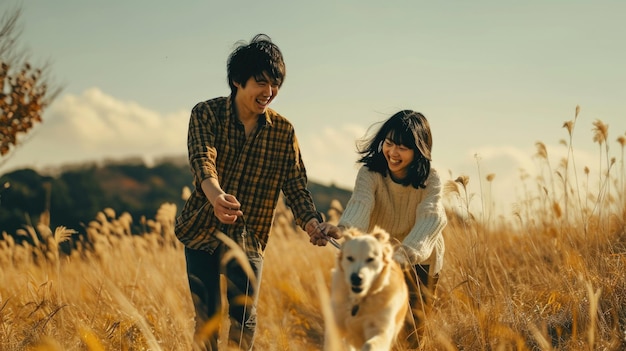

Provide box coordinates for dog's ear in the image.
[341,227,359,241]
[337,228,357,264]
[337,247,343,263]
[370,226,390,244]
[382,244,394,263]
[370,226,394,263]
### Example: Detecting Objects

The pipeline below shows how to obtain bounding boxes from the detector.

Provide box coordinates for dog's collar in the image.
[351,304,359,316]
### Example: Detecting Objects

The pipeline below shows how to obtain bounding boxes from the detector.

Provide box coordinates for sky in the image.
[1,0,625,217]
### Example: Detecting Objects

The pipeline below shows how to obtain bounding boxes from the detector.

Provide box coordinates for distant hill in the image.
[0,158,352,236]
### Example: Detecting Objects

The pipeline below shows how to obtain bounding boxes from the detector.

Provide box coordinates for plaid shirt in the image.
[175,96,321,255]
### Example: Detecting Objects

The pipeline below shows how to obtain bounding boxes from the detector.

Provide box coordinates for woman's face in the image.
[382,135,415,180]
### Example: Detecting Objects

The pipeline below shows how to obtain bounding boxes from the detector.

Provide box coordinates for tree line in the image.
[0,159,352,241]
[0,160,192,237]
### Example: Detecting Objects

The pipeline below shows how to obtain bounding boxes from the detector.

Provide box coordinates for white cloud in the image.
[299,124,366,189]
[49,88,188,151]
[435,142,603,218]
[1,88,188,172]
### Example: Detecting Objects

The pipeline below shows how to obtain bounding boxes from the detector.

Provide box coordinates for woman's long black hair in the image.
[357,110,433,189]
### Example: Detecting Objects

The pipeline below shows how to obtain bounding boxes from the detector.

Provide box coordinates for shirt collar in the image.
[227,95,274,128]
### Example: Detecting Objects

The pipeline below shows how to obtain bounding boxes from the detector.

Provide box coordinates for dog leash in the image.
[316,224,341,249]
[328,237,341,249]
[238,215,251,351]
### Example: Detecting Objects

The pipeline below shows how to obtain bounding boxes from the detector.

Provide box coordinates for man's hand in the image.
[213,193,243,224]
[201,178,243,224]
[305,219,341,247]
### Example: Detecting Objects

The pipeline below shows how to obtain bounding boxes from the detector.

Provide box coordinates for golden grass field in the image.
[1,114,626,350]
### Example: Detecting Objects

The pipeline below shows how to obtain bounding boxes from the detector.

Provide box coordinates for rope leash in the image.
[316,224,341,249]
[328,237,341,249]
[238,215,251,351]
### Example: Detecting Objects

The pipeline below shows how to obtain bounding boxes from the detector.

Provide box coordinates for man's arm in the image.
[188,100,243,225]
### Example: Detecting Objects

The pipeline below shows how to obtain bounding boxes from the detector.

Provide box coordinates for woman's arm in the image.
[397,169,448,263]
[338,166,376,231]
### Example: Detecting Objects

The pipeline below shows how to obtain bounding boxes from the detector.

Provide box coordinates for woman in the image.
[337,109,447,348]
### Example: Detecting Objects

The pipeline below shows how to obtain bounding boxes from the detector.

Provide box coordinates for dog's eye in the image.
[346,256,354,262]
[366,257,374,263]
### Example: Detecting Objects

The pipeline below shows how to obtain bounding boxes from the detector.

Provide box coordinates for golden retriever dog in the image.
[327,226,408,351]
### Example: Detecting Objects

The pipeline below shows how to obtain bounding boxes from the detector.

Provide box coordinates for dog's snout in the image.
[350,272,362,286]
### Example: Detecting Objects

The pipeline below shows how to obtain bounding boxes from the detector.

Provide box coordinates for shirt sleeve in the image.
[188,102,219,183]
[401,169,448,261]
[338,166,376,231]
[281,130,321,228]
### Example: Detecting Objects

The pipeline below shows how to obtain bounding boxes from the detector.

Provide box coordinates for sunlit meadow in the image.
[1,107,625,350]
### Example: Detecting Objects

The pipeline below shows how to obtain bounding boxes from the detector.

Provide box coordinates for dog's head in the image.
[338,226,394,297]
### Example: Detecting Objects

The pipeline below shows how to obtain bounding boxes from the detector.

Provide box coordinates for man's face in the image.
[234,72,279,117]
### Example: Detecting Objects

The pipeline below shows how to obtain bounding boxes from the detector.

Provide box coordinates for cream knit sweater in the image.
[338,166,448,275]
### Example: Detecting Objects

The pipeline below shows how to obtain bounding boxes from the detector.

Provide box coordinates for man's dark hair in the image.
[227,34,286,97]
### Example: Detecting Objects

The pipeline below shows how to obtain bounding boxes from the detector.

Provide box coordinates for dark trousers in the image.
[185,245,263,351]
[401,264,439,349]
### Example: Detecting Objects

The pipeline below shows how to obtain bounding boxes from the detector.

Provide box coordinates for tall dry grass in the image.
[1,109,625,350]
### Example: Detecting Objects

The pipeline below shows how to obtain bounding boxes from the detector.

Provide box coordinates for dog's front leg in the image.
[361,328,395,351]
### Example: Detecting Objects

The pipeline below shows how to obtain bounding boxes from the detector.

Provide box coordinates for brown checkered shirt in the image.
[175,96,321,255]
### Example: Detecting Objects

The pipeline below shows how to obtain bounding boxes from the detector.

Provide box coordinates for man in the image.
[175,34,339,351]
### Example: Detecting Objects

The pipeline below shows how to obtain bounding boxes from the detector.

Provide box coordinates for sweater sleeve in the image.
[401,169,448,262]
[338,166,376,231]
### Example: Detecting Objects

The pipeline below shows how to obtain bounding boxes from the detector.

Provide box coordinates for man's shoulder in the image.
[191,97,230,123]
[265,108,294,129]
[194,96,228,110]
